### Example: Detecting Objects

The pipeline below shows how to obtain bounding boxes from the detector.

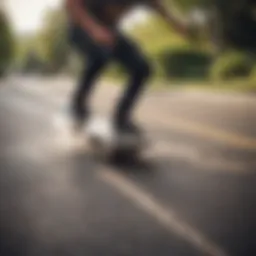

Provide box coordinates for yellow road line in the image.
[146,111,256,150]
[171,116,256,149]
[99,169,229,256]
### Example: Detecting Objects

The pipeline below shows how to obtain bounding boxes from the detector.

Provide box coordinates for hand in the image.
[90,25,115,47]
[186,24,200,41]
[178,22,199,41]
[176,23,190,38]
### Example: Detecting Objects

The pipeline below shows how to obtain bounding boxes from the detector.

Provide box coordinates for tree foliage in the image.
[0,10,15,77]
[15,0,255,81]
[209,0,256,51]
[164,0,256,51]
[37,8,70,73]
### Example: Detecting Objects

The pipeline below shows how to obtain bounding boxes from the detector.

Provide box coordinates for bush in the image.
[248,67,256,92]
[250,67,256,82]
[210,51,255,81]
[156,48,213,80]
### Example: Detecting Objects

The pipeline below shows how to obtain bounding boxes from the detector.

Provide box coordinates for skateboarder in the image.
[66,0,189,133]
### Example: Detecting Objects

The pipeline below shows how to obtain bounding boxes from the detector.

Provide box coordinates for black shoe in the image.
[71,104,90,132]
[114,119,142,135]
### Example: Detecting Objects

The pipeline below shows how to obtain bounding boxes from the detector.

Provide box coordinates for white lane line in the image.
[99,169,229,256]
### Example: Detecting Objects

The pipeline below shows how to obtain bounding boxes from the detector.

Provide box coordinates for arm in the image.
[149,0,188,37]
[65,0,114,45]
[66,0,99,31]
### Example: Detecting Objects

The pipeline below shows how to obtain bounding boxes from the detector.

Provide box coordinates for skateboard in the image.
[86,116,147,162]
[53,110,148,162]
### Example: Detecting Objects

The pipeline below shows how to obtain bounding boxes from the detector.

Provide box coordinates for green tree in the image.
[0,10,15,77]
[38,8,70,73]
[168,0,256,52]
[203,0,256,51]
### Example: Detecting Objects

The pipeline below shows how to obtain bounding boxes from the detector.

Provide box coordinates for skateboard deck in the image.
[53,110,148,163]
[86,116,147,162]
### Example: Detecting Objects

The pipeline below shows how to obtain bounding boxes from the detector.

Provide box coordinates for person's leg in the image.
[71,56,107,122]
[113,34,152,133]
[69,25,111,127]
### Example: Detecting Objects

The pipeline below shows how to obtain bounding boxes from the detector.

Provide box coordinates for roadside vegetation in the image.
[2,0,256,92]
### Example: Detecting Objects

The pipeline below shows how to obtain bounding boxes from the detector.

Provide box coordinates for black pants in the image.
[69,25,152,124]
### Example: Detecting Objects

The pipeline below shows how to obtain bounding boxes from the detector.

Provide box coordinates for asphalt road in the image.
[0,76,255,256]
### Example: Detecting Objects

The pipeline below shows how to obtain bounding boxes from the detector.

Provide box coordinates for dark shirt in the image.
[84,0,155,25]
[85,0,153,8]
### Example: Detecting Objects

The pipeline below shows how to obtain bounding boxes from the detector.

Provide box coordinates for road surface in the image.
[0,76,255,256]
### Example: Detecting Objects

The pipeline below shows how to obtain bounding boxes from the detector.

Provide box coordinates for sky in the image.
[5,0,62,33]
[4,0,148,33]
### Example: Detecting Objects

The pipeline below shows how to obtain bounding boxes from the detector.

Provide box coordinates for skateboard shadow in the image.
[106,154,156,176]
